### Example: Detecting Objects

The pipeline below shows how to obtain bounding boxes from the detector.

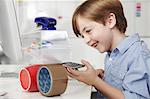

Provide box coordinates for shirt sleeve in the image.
[122,53,150,99]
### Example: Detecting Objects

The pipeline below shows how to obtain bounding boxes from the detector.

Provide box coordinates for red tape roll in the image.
[19,64,40,92]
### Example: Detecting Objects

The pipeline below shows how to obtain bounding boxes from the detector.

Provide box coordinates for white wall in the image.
[121,0,150,37]
[16,0,150,37]
[17,0,85,37]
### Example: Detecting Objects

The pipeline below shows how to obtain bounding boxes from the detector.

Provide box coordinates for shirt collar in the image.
[116,33,140,54]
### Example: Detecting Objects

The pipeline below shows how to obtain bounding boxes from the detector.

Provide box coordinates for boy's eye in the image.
[86,30,91,33]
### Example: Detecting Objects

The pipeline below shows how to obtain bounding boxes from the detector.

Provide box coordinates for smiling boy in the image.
[67,0,150,99]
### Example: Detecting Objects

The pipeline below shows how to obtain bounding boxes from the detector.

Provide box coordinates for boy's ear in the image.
[105,13,116,29]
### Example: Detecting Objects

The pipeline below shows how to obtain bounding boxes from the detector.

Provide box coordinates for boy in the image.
[66,0,150,99]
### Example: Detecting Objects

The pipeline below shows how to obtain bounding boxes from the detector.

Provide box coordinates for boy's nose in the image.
[84,35,91,44]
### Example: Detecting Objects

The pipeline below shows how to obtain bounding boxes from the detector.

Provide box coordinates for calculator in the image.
[62,62,85,69]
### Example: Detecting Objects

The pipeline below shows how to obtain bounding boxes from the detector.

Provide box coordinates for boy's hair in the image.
[72,0,127,37]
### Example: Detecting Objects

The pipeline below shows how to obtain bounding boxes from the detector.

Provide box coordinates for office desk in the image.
[0,65,92,99]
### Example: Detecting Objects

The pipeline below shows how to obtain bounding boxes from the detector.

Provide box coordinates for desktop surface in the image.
[0,65,92,99]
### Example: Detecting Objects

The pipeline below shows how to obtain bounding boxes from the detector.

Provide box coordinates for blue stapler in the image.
[34,17,57,30]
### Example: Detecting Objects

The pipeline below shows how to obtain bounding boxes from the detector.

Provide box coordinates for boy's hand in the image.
[96,69,104,79]
[66,59,101,86]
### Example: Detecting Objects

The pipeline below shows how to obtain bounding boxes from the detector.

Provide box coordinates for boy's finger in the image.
[66,67,80,76]
[81,59,92,69]
[96,69,104,74]
[66,71,76,78]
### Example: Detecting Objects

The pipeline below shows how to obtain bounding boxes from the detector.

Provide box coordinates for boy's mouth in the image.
[91,41,98,48]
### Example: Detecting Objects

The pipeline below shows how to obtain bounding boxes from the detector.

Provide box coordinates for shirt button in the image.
[109,58,112,61]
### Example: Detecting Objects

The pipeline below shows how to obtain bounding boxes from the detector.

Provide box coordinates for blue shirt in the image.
[98,34,150,99]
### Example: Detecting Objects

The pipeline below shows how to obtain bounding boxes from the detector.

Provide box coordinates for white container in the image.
[41,30,68,41]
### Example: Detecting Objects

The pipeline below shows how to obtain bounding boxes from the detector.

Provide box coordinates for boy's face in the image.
[77,16,113,53]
